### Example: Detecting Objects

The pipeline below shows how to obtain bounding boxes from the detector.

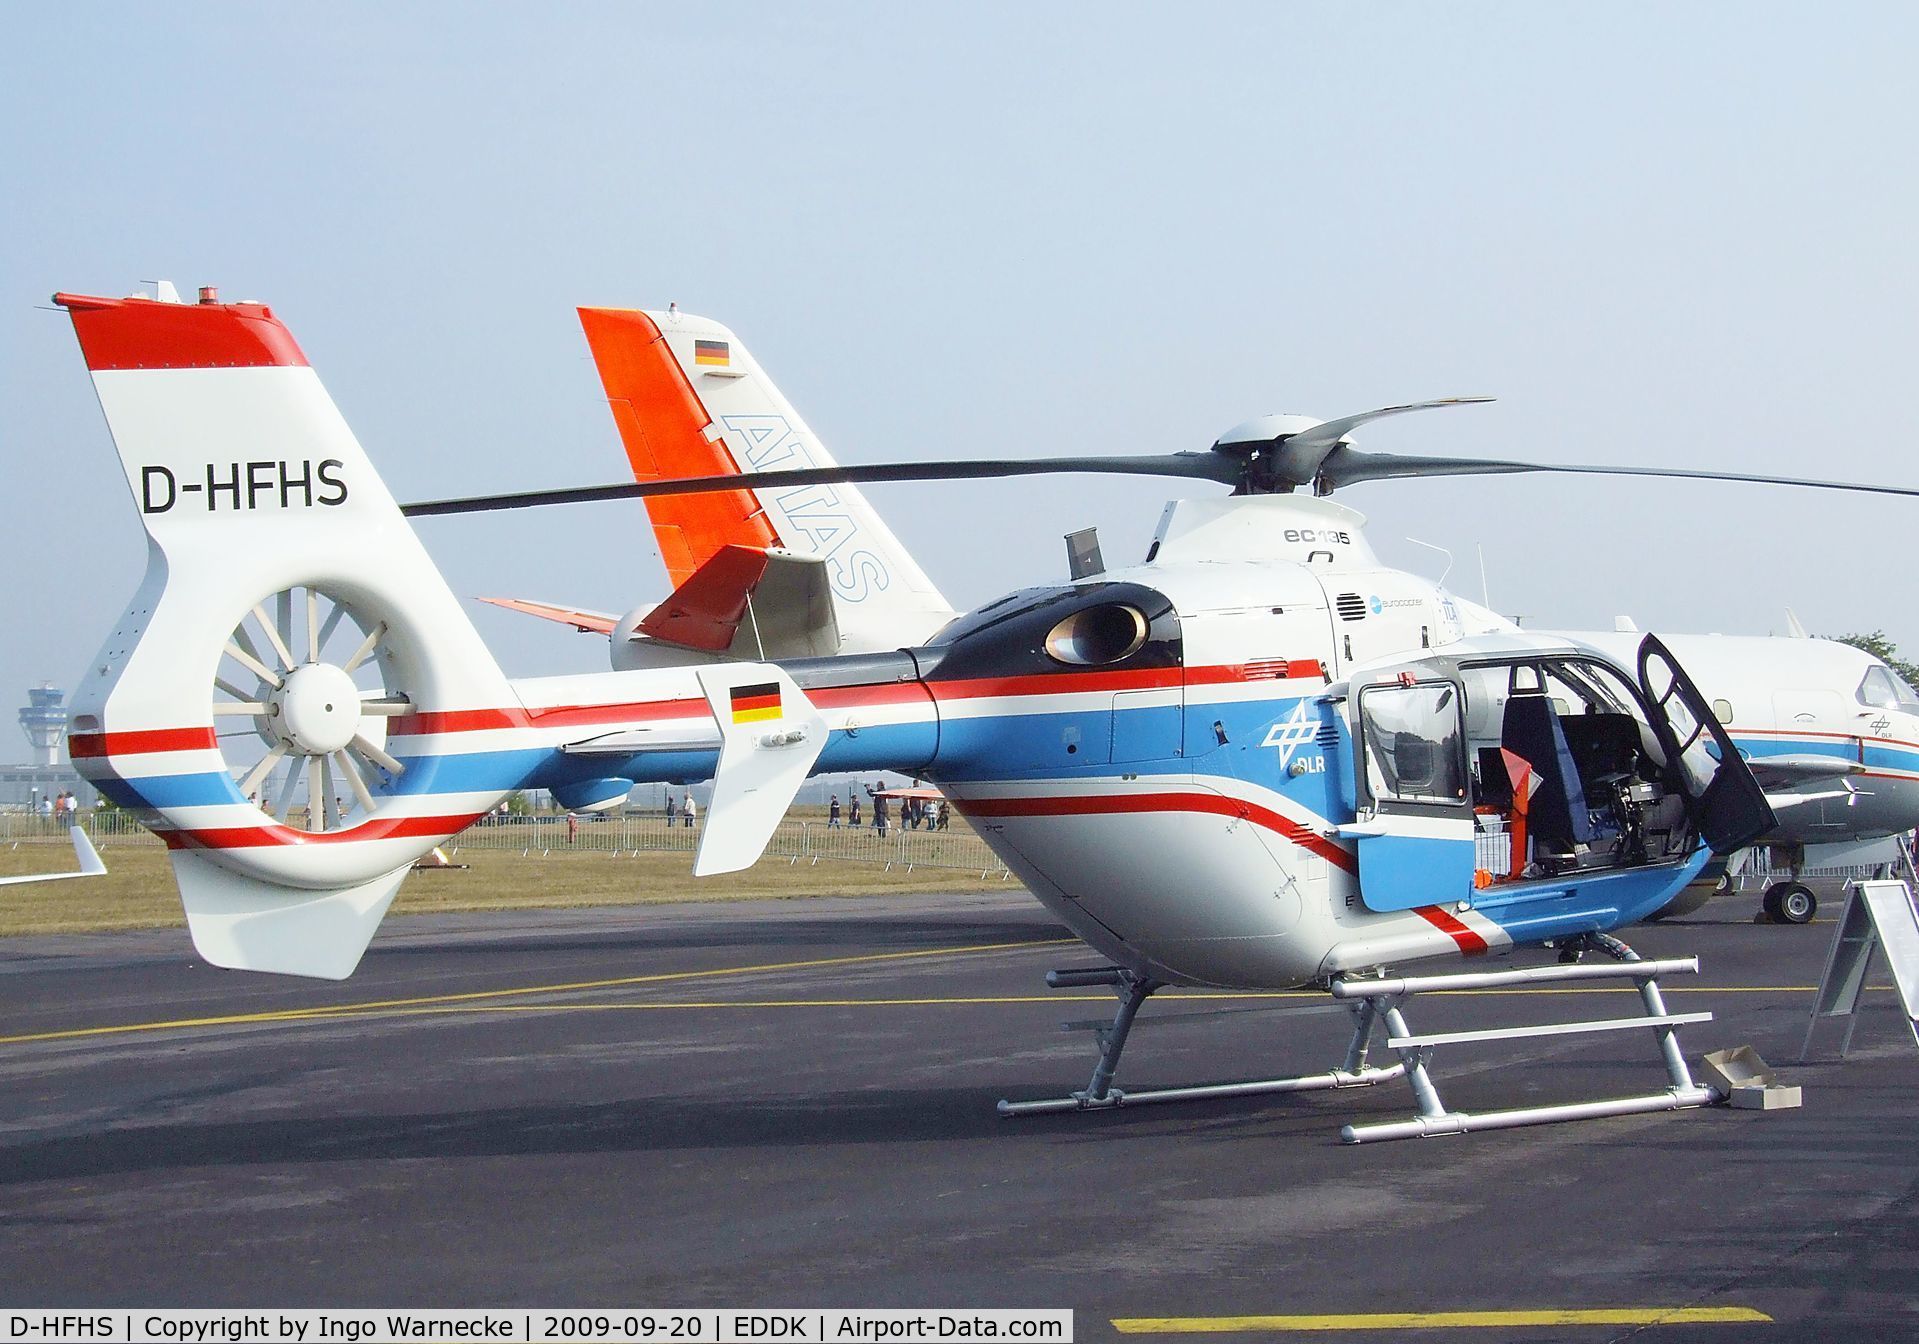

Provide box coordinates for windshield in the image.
[1858,665,1919,712]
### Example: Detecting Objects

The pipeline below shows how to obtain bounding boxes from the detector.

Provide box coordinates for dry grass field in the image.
[0,840,1012,937]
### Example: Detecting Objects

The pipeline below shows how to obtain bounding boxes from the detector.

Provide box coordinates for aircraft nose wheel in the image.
[1762,881,1818,924]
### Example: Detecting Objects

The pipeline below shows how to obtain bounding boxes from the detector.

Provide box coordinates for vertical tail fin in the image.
[56,288,521,977]
[579,307,956,652]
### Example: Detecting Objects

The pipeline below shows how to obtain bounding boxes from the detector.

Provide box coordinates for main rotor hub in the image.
[266,662,362,755]
[1212,413,1325,454]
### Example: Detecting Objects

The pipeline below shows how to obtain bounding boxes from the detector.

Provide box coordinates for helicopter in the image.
[51,284,1919,1142]
[496,305,1919,927]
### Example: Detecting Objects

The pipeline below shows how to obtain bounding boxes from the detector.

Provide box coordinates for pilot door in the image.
[1636,635,1775,853]
[1344,673,1476,912]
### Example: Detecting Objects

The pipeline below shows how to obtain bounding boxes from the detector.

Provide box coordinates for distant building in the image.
[0,684,97,811]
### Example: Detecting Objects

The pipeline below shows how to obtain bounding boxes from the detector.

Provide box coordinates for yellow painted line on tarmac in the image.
[0,937,1077,1046]
[5,939,1890,1046]
[346,988,1866,1014]
[69,984,1881,1030]
[1111,1306,1772,1331]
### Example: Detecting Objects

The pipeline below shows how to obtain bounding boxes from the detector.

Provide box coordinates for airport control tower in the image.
[0,684,92,809]
[18,684,67,767]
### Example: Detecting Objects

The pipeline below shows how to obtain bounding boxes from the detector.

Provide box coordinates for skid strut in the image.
[1333,948,1720,1144]
[997,966,1406,1117]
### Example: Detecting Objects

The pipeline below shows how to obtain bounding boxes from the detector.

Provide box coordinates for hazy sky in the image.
[4,4,1917,734]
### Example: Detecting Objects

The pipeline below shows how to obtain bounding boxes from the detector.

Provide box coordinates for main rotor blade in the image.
[1322,451,1919,499]
[400,453,1236,518]
[1223,397,1496,487]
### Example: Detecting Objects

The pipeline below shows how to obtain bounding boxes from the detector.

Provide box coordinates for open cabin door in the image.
[1343,669,1477,912]
[1637,635,1776,853]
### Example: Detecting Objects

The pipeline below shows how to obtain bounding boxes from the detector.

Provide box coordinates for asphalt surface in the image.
[2,888,1917,1340]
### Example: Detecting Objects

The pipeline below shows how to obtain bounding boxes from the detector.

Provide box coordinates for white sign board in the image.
[1802,879,1919,1060]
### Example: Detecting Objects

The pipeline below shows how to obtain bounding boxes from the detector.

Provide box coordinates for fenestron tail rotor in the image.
[212,586,411,833]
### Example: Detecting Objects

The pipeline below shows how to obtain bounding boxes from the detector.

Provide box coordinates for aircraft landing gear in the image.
[997,965,1405,1116]
[1762,881,1818,925]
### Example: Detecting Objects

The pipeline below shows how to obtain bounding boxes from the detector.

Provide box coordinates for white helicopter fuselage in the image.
[903,494,1749,989]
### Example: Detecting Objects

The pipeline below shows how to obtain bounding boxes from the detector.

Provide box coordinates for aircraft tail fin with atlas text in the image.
[578,306,957,652]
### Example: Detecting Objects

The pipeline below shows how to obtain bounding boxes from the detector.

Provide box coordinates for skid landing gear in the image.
[1334,942,1718,1143]
[998,941,1724,1144]
[996,965,1405,1118]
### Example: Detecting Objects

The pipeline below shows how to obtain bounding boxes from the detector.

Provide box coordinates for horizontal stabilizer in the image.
[478,596,619,635]
[693,663,827,876]
[0,825,107,887]
[174,850,407,980]
[560,723,722,757]
[638,544,840,659]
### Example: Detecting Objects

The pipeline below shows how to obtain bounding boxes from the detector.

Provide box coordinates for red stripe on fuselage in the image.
[68,727,218,758]
[927,662,1323,703]
[1412,905,1489,955]
[956,791,1355,872]
[388,698,711,737]
[160,811,488,851]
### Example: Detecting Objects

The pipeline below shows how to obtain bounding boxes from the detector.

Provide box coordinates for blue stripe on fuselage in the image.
[928,692,1352,818]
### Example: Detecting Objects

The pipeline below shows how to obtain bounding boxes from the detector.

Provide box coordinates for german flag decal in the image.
[694,338,731,367]
[730,681,781,724]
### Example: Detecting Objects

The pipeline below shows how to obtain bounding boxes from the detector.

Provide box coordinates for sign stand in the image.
[1800,879,1919,1061]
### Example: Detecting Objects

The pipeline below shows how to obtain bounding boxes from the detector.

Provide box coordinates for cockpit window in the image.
[1358,682,1467,806]
[1858,665,1919,711]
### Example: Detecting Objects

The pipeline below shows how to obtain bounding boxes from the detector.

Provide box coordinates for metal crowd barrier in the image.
[449,815,1011,876]
[0,810,1011,876]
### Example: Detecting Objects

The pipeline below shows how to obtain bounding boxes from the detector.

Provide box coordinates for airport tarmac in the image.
[1,889,1916,1340]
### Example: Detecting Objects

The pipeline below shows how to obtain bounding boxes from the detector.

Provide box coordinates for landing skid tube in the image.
[1335,945,1719,1143]
[997,943,1723,1143]
[996,966,1405,1118]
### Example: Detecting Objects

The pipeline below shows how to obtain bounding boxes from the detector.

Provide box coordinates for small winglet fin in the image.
[691,664,827,876]
[0,824,109,887]
[71,824,105,876]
